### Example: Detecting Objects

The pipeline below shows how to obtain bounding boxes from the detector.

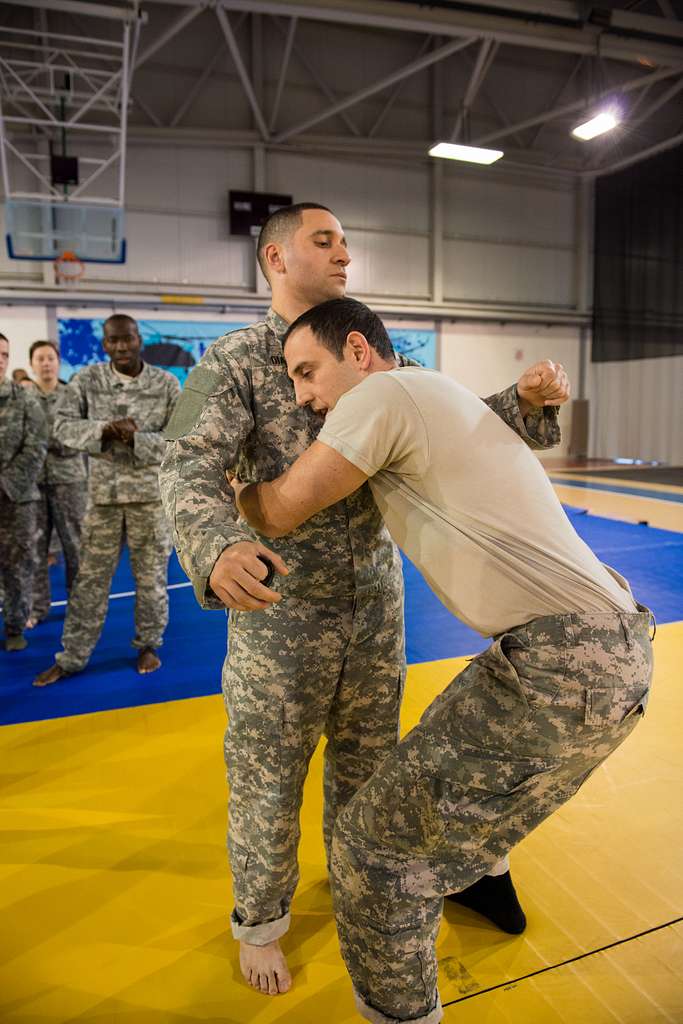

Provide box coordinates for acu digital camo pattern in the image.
[55,501,172,673]
[0,493,37,636]
[159,308,563,944]
[0,379,47,503]
[34,384,87,485]
[225,579,405,941]
[31,480,88,622]
[330,609,654,1024]
[54,362,180,505]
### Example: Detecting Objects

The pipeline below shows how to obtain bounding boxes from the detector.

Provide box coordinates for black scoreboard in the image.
[229,191,293,237]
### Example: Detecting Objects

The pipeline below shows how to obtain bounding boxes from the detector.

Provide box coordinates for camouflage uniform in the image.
[160,308,562,946]
[0,380,47,637]
[330,606,654,1024]
[52,362,179,672]
[31,383,88,622]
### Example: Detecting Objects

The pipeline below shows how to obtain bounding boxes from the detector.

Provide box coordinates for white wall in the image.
[440,321,580,458]
[0,306,49,376]
[1,141,579,310]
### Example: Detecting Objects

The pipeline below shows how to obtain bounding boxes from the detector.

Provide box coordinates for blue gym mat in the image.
[1,506,682,726]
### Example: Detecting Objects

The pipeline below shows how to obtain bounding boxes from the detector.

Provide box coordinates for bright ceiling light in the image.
[428,142,504,165]
[571,110,620,141]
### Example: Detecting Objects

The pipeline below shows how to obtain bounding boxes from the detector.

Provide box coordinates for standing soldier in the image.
[0,333,47,650]
[159,203,569,996]
[33,315,180,684]
[28,340,88,626]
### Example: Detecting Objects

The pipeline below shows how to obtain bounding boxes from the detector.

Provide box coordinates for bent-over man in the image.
[234,297,653,1024]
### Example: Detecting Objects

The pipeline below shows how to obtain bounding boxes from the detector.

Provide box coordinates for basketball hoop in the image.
[54,250,85,285]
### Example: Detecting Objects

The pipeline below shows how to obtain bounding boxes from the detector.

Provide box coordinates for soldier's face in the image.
[286,325,363,416]
[31,344,60,383]
[103,319,142,374]
[0,339,8,381]
[281,210,350,305]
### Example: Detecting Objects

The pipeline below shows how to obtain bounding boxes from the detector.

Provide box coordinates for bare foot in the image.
[137,647,161,674]
[239,939,292,996]
[33,663,68,687]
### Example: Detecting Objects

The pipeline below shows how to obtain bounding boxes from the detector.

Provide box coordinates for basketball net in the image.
[54,250,85,286]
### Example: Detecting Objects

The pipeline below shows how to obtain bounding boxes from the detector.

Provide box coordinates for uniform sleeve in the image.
[133,374,181,466]
[483,384,561,451]
[53,371,111,455]
[1,392,47,501]
[159,338,255,609]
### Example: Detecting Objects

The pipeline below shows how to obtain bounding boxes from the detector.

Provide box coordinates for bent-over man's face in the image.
[281,209,350,307]
[285,325,362,417]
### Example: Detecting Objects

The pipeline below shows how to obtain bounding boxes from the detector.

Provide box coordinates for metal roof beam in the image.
[473,63,683,147]
[273,34,476,144]
[214,0,683,67]
[3,0,145,24]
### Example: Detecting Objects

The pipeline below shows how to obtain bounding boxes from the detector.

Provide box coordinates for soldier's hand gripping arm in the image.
[53,370,115,455]
[160,342,287,611]
[1,390,47,501]
[133,375,181,464]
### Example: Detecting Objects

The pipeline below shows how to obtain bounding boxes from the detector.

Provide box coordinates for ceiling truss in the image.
[1,0,682,180]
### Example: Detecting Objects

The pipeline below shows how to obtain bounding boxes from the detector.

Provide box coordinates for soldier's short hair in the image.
[29,339,60,362]
[103,313,139,335]
[257,203,333,281]
[283,298,395,362]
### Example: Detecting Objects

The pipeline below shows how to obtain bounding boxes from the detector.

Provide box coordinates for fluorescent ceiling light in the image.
[428,142,504,165]
[571,111,619,141]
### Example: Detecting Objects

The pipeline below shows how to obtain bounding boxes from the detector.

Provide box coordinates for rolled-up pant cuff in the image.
[230,909,291,945]
[354,989,443,1024]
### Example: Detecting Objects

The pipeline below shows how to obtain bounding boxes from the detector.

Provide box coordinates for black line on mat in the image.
[442,915,683,1007]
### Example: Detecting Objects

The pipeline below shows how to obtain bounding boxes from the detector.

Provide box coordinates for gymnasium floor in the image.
[1,470,682,1023]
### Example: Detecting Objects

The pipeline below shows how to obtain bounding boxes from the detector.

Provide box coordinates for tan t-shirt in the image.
[317,367,636,637]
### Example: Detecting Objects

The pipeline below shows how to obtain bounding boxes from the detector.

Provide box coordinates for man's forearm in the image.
[238,480,291,539]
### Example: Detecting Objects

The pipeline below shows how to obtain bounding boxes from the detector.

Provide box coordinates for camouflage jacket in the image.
[54,362,180,505]
[35,383,88,486]
[0,379,47,503]
[161,309,561,609]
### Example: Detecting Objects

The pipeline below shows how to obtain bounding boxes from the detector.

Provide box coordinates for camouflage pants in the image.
[0,493,37,636]
[224,579,406,945]
[31,481,88,621]
[330,608,654,1024]
[55,501,172,673]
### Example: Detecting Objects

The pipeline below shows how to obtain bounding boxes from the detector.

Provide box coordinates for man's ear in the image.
[264,242,285,278]
[347,331,372,368]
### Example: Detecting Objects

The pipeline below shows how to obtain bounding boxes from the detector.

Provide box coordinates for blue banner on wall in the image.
[58,318,437,383]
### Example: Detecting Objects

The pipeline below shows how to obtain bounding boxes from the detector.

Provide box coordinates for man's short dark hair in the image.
[29,339,59,362]
[103,313,139,335]
[257,202,333,280]
[283,298,395,362]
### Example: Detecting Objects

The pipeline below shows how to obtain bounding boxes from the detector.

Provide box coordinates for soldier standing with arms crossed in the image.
[33,315,179,684]
[28,340,88,627]
[0,333,47,650]
[159,203,570,996]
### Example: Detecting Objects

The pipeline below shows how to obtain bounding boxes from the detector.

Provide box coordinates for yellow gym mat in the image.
[1,623,682,1023]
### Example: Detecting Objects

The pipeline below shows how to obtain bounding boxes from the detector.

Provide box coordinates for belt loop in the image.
[563,615,575,646]
[620,613,634,649]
